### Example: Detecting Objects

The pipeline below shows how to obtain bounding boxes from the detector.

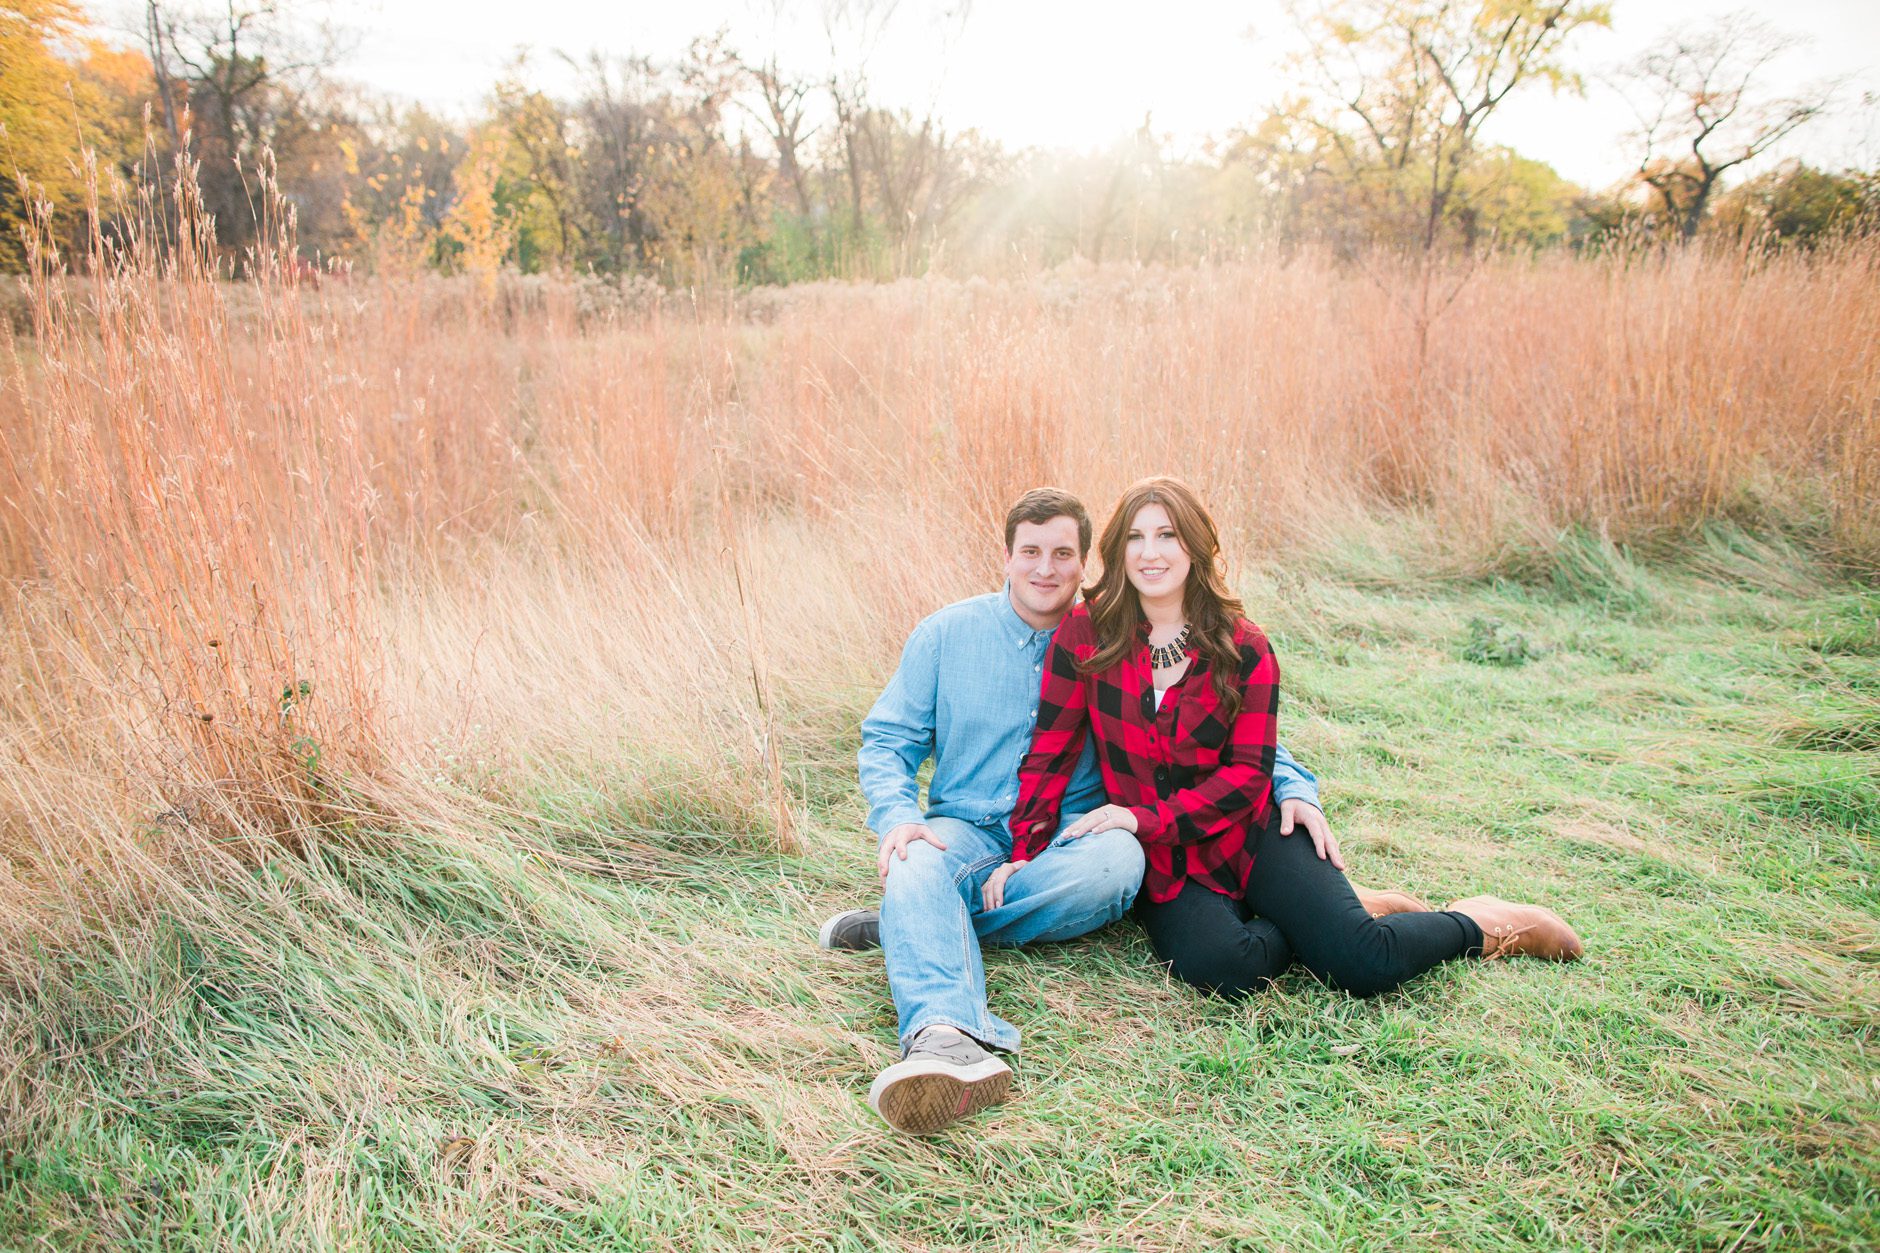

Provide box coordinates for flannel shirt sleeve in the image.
[1009,616,1092,863]
[858,620,939,838]
[1127,636,1280,846]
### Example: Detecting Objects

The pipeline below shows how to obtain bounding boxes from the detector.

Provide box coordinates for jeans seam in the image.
[952,852,1009,888]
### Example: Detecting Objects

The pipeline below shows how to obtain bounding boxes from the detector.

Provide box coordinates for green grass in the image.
[3,564,1876,1250]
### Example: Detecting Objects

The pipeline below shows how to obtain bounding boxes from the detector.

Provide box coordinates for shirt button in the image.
[1029,710,1036,719]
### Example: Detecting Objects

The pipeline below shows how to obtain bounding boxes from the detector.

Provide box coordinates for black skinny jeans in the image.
[1138,813,1485,999]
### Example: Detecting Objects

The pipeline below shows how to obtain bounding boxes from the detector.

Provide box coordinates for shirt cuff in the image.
[1128,803,1168,842]
[1272,777,1321,809]
[870,805,926,840]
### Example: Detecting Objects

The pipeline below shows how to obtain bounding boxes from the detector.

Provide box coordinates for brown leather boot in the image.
[1352,885,1432,919]
[1446,895,1584,961]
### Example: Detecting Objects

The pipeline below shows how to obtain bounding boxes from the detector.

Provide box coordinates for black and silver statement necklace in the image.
[1149,625,1191,670]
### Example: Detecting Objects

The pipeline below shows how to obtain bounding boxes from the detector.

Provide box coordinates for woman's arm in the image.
[1008,614,1094,863]
[1125,633,1279,847]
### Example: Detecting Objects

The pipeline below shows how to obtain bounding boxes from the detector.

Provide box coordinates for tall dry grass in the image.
[1,168,1875,936]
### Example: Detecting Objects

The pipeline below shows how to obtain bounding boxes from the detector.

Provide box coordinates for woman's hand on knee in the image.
[982,860,1026,911]
[1279,799,1345,870]
[1061,805,1139,840]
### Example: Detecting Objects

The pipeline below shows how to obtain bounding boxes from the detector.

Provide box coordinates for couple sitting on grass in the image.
[819,479,1585,1136]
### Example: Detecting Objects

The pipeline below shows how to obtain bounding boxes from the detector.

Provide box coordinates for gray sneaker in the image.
[867,1026,1013,1135]
[818,908,880,951]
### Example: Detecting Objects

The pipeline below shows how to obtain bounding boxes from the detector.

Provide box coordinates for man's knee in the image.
[1060,828,1145,911]
[880,838,951,898]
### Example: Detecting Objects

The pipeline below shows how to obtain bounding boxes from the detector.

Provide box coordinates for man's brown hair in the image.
[1004,488,1092,557]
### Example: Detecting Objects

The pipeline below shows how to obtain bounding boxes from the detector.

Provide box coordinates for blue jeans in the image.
[879,814,1145,1053]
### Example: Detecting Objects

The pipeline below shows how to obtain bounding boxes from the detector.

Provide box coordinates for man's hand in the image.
[878,822,948,879]
[1060,804,1139,839]
[982,860,1026,911]
[1278,799,1344,870]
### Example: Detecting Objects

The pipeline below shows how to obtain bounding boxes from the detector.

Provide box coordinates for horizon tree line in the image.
[2,0,1871,281]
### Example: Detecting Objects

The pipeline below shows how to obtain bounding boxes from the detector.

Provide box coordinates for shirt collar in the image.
[997,582,1059,647]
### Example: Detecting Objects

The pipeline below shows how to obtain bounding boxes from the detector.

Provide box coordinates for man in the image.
[821,488,1362,1136]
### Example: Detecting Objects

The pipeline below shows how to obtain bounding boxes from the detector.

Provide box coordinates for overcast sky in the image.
[114,0,1880,189]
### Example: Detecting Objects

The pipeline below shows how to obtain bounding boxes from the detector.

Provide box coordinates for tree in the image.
[564,53,665,274]
[489,68,584,270]
[849,106,998,262]
[1451,145,1578,247]
[1618,13,1834,241]
[1712,160,1875,245]
[0,1,153,268]
[814,0,977,273]
[1270,0,1609,251]
[439,125,512,295]
[742,52,817,219]
[338,105,461,275]
[143,0,351,253]
[1,0,87,268]
[820,0,903,241]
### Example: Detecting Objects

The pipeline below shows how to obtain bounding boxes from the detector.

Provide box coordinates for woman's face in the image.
[1124,502,1190,605]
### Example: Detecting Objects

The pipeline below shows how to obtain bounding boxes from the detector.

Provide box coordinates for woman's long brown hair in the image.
[1080,477,1250,720]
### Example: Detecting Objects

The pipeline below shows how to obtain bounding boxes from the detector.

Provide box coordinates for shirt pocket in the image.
[1177,700,1231,755]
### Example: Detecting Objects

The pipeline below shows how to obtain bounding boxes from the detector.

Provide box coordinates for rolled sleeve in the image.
[1270,741,1320,809]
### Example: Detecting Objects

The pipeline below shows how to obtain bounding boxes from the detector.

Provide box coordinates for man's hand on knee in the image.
[878,822,949,879]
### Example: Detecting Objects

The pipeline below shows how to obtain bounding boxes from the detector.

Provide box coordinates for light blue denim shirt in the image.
[859,586,1319,840]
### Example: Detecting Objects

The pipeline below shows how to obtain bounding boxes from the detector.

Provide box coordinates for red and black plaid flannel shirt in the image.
[1010,602,1280,903]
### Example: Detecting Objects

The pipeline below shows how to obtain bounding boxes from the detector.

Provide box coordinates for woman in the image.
[990,477,1581,1000]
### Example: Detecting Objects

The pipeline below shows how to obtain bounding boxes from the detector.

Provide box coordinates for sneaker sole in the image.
[867,1055,1012,1135]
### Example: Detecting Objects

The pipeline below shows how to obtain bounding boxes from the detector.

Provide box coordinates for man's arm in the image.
[1271,742,1319,809]
[858,619,940,839]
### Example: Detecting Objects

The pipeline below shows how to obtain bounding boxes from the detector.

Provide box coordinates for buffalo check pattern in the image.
[1010,602,1280,903]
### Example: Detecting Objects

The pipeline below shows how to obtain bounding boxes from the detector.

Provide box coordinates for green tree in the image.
[1452,146,1579,247]
[1713,160,1875,245]
[489,71,583,271]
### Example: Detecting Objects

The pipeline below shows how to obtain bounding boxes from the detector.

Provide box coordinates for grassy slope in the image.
[4,558,1876,1251]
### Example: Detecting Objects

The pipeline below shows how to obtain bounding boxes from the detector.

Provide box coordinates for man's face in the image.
[1004,516,1086,629]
